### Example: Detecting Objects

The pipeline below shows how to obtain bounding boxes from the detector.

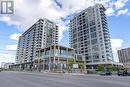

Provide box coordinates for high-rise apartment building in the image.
[118,48,130,63]
[69,4,113,68]
[16,18,58,64]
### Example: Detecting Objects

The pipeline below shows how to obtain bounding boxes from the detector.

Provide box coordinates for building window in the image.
[91,39,98,45]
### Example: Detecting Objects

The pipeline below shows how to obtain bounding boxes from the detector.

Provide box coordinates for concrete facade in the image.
[69,4,113,69]
[16,18,58,64]
[118,48,130,63]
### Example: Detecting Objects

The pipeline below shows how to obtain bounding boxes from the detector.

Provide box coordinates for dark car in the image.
[117,70,130,76]
[117,72,123,76]
[100,71,112,76]
[127,73,130,76]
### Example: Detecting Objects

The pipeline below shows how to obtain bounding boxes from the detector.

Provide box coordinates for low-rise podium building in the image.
[10,44,84,71]
[38,44,84,71]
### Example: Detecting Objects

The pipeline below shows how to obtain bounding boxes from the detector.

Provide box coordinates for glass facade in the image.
[16,18,59,64]
[41,46,74,59]
[70,4,113,64]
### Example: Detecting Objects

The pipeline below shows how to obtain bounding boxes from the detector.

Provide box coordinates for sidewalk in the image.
[9,70,103,77]
[10,70,87,76]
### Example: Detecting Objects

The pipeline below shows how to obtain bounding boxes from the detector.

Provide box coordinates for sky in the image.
[0,0,130,66]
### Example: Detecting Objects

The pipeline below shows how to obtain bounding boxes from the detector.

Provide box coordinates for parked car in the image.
[117,71,123,76]
[117,70,130,76]
[100,71,112,76]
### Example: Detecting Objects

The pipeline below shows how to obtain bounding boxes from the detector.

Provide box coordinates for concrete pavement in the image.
[0,71,130,87]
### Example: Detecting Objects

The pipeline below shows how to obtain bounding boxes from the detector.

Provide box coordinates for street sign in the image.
[73,64,78,69]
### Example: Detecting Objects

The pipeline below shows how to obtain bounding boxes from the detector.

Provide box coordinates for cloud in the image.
[6,44,17,51]
[0,0,68,41]
[111,39,123,53]
[105,0,129,16]
[0,16,21,26]
[114,0,128,10]
[0,0,129,43]
[105,8,115,16]
[58,24,66,42]
[10,33,21,41]
[117,8,129,16]
[1,0,129,65]
[111,39,123,62]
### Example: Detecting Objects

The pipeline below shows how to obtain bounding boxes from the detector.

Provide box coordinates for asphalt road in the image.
[0,71,130,87]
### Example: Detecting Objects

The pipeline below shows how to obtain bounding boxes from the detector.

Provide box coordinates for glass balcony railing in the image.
[41,53,73,58]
